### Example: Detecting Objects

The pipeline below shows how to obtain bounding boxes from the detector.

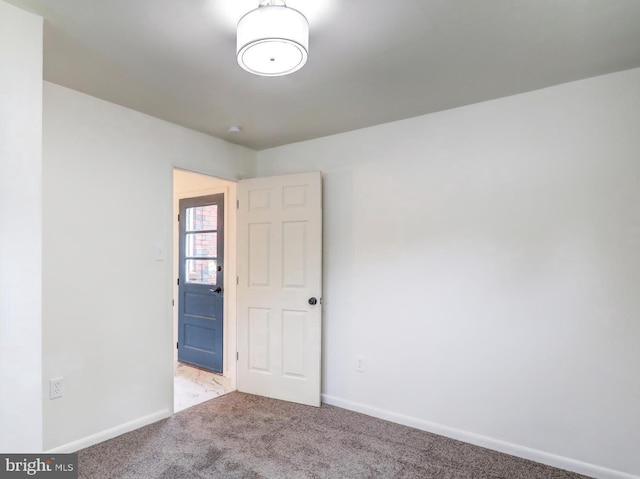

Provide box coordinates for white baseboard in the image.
[321,394,638,479]
[45,409,172,454]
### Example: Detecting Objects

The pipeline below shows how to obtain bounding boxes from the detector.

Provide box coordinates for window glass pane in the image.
[186,205,217,232]
[186,233,217,258]
[185,259,217,284]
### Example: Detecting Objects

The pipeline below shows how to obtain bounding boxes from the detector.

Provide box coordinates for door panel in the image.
[248,223,271,286]
[237,172,322,407]
[248,307,270,372]
[178,194,224,373]
[282,221,307,287]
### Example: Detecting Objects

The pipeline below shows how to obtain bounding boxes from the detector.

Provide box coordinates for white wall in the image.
[258,68,640,478]
[0,1,43,452]
[42,81,255,451]
[173,170,237,382]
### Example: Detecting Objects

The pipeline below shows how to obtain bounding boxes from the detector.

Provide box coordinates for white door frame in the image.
[171,168,238,391]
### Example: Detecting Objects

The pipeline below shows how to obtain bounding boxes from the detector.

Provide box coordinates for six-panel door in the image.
[237,172,322,406]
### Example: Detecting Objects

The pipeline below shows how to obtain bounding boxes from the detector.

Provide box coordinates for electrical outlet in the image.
[49,377,64,399]
[355,355,365,372]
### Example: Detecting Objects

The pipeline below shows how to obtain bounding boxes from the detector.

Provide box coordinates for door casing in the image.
[172,169,238,387]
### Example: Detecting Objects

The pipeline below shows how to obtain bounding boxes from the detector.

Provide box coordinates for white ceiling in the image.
[6,0,640,150]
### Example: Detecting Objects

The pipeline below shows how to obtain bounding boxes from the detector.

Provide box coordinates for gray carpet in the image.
[78,392,591,479]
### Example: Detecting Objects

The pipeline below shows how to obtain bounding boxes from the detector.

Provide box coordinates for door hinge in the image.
[172,299,174,306]
[236,199,239,209]
[177,214,180,222]
[236,351,239,361]
[177,278,179,285]
[236,276,239,285]
[176,342,179,349]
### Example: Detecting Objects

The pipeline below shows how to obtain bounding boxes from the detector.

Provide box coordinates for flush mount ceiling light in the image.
[237,0,309,77]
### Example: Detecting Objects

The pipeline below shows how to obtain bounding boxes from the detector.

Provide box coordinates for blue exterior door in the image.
[178,194,224,373]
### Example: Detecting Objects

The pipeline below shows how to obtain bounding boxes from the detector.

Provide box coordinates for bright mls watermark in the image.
[1,454,77,478]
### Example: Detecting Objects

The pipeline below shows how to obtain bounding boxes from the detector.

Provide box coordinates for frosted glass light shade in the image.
[237,5,309,77]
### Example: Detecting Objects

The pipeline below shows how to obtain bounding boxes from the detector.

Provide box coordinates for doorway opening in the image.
[178,193,224,372]
[172,168,237,412]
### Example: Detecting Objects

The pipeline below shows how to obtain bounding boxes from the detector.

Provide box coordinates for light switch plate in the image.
[155,242,165,261]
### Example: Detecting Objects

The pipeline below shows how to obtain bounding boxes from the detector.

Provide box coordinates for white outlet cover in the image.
[355,355,365,372]
[49,377,64,399]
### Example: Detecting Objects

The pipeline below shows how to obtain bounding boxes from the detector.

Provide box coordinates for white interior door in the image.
[237,172,322,407]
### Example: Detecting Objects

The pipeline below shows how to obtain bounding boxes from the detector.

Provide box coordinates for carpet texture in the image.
[78,392,591,479]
